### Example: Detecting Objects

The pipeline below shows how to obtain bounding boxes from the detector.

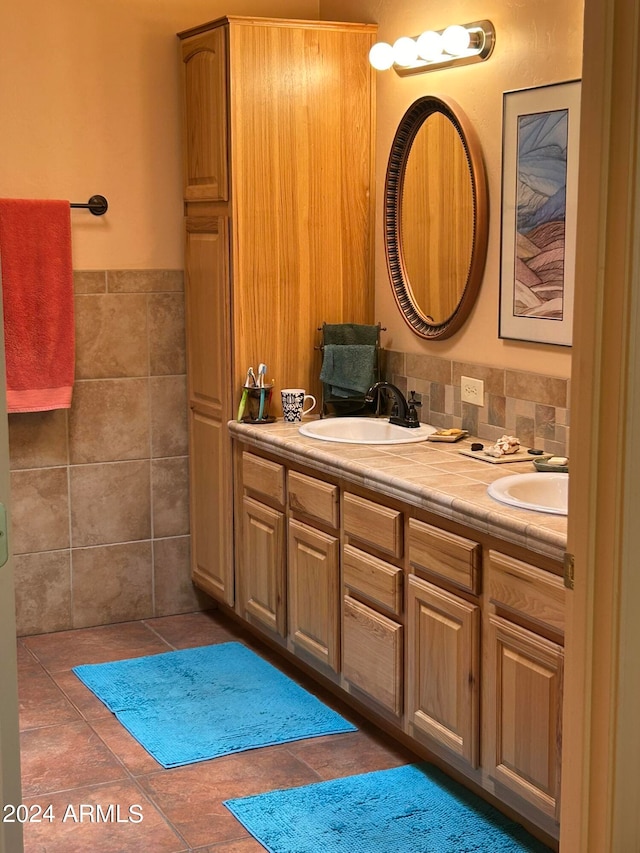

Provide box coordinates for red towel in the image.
[0,199,75,413]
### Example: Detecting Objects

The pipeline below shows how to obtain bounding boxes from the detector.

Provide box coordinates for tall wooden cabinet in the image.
[178,16,376,603]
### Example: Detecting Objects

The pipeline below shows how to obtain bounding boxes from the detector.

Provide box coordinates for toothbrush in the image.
[237,387,249,422]
[257,363,267,420]
[237,367,254,421]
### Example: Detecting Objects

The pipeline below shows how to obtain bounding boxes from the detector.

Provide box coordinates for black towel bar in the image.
[70,195,108,216]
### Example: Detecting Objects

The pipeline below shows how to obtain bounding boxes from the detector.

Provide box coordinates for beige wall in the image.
[0,0,318,270]
[1,0,320,634]
[320,0,582,379]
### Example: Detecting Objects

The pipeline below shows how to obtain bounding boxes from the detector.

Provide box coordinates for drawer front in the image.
[242,452,285,506]
[343,595,403,717]
[408,518,480,594]
[288,470,339,528]
[343,544,402,616]
[487,550,565,636]
[343,492,403,558]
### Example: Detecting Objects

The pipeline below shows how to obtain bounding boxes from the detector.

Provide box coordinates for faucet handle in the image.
[407,390,421,425]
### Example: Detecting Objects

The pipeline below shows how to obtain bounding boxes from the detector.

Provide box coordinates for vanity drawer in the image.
[242,452,285,506]
[408,518,480,594]
[288,471,339,528]
[487,550,565,636]
[343,595,403,717]
[343,492,403,558]
[343,544,402,616]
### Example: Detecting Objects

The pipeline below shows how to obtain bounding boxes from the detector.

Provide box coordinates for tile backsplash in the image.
[384,349,569,456]
[10,269,210,636]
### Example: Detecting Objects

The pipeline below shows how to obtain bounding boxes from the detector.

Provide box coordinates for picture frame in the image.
[499,80,581,346]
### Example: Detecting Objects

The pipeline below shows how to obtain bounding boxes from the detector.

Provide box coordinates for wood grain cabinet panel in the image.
[242,452,285,507]
[184,215,233,605]
[189,408,233,604]
[487,550,565,635]
[240,496,285,637]
[184,217,230,411]
[343,544,402,616]
[408,518,480,593]
[343,492,403,558]
[288,471,339,528]
[343,595,403,717]
[180,27,228,202]
[484,613,563,819]
[407,574,480,768]
[288,519,340,672]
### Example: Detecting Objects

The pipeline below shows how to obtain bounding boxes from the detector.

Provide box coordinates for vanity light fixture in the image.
[369,20,495,76]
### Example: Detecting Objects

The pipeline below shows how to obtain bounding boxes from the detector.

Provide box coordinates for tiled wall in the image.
[10,270,210,637]
[384,350,569,456]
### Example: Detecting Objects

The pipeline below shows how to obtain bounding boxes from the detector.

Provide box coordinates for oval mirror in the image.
[384,96,488,339]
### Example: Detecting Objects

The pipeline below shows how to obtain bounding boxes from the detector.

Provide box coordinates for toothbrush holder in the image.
[242,384,275,423]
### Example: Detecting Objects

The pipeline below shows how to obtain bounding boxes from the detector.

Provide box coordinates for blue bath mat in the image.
[224,763,552,853]
[72,642,356,768]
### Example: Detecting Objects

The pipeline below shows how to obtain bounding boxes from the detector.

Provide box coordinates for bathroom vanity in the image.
[228,419,566,846]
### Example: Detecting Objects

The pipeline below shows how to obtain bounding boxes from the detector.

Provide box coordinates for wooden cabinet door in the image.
[184,215,230,410]
[240,496,285,637]
[188,407,233,604]
[288,519,339,672]
[179,26,229,202]
[185,215,233,605]
[485,614,563,819]
[343,595,403,717]
[407,574,480,768]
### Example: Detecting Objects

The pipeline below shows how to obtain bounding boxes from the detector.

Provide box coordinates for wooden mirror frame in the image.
[384,95,489,340]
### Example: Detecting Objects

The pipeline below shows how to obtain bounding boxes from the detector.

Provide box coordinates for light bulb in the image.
[441,25,471,56]
[368,41,394,71]
[416,30,443,62]
[369,42,394,71]
[392,36,419,67]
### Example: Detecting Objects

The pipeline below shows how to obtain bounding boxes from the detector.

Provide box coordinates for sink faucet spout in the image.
[365,382,420,428]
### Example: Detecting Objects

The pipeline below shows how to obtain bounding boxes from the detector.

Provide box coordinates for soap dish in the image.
[533,457,569,473]
[427,429,469,443]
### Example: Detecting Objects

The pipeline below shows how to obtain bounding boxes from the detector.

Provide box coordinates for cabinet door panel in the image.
[180,26,228,201]
[407,574,479,767]
[288,519,339,672]
[343,595,403,717]
[485,614,563,819]
[184,216,230,413]
[241,496,285,637]
[189,408,233,604]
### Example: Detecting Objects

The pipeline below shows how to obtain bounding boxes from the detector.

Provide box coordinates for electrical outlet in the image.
[461,375,484,406]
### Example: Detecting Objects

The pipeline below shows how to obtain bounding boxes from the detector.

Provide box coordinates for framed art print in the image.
[499,80,581,346]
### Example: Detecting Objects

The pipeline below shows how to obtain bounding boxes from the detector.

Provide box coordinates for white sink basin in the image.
[487,472,568,515]
[298,417,437,445]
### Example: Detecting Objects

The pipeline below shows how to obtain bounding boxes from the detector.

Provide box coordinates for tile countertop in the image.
[228,419,568,565]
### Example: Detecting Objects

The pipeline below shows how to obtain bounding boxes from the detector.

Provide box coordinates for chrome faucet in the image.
[365,382,421,428]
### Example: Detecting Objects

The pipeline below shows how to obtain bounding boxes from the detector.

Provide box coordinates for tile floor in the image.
[17,607,414,852]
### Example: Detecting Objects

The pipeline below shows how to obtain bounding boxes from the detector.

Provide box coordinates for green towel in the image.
[320,344,376,397]
[322,323,379,346]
